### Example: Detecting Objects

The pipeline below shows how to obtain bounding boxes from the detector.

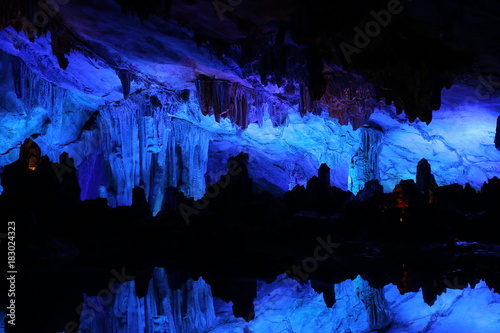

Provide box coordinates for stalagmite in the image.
[416,158,436,195]
[318,163,331,188]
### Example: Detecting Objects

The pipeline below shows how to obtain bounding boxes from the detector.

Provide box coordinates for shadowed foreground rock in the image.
[1,145,500,332]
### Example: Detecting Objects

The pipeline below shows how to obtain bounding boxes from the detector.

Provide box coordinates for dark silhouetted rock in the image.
[0,139,80,225]
[132,185,152,217]
[318,163,331,189]
[416,158,436,195]
[479,176,500,209]
[357,179,384,202]
[118,68,131,99]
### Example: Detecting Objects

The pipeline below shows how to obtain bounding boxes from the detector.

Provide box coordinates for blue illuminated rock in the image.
[495,115,500,150]
[78,272,500,333]
[79,268,217,333]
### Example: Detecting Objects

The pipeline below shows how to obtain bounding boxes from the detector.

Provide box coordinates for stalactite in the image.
[113,0,172,22]
[299,83,312,117]
[8,55,63,113]
[349,125,383,194]
[495,115,500,151]
[258,45,288,87]
[50,27,76,70]
[99,91,172,209]
[195,75,212,116]
[305,46,326,101]
[118,69,131,99]
[265,96,288,127]
[10,55,23,99]
[99,91,210,212]
[78,151,107,201]
[194,75,230,121]
[1,0,49,40]
[296,69,377,129]
[2,1,78,69]
[5,54,61,112]
[195,75,266,129]
[165,119,210,200]
[230,82,248,128]
[321,70,377,130]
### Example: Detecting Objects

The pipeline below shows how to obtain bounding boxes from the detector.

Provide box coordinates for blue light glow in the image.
[78,271,500,333]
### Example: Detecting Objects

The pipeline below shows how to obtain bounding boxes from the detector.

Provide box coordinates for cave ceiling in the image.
[1,0,500,124]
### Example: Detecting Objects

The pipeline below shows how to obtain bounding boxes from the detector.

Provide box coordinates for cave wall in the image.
[2,43,500,208]
[1,1,500,208]
[372,92,500,191]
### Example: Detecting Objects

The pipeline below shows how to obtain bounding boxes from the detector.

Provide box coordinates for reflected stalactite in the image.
[80,268,217,333]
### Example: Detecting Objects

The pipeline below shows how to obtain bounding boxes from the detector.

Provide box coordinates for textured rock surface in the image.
[78,271,500,333]
[384,280,500,333]
[79,272,393,333]
[1,1,500,204]
[348,124,383,194]
[495,115,500,150]
[79,268,217,333]
[1,2,500,333]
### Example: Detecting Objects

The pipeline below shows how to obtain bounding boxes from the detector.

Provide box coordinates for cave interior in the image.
[1,0,500,332]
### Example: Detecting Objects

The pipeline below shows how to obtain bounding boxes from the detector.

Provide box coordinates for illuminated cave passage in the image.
[1,0,500,332]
